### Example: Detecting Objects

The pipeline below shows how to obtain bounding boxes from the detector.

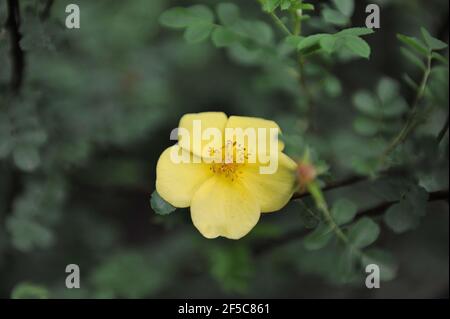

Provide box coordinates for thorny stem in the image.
[307,183,349,245]
[294,2,316,130]
[290,168,410,202]
[256,0,292,36]
[298,54,316,129]
[255,188,449,256]
[258,0,315,126]
[306,182,368,261]
[378,52,433,166]
[268,11,292,36]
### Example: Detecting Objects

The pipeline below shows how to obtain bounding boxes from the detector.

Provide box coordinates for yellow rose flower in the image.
[155,112,298,239]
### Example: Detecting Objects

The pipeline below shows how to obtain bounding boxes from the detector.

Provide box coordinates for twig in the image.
[378,52,432,166]
[258,1,316,129]
[297,55,316,130]
[291,175,368,201]
[356,189,449,220]
[5,0,25,94]
[255,189,449,256]
[268,11,292,36]
[294,2,316,130]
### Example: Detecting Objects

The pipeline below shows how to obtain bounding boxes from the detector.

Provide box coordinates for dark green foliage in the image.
[0,0,448,299]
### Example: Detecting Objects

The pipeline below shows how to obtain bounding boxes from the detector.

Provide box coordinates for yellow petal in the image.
[240,152,297,213]
[224,116,285,156]
[156,145,213,208]
[178,112,228,159]
[190,177,260,239]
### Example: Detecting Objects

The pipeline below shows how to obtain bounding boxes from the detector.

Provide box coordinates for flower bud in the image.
[297,161,317,191]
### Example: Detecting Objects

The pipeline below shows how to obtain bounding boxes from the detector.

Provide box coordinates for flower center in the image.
[210,162,241,180]
[208,140,248,181]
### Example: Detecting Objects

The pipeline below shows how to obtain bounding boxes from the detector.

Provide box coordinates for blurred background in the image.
[0,0,448,298]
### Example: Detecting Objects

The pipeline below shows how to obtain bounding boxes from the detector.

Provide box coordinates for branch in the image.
[254,189,449,256]
[378,50,433,166]
[359,189,449,219]
[297,55,316,130]
[258,1,316,129]
[291,175,368,201]
[290,168,410,201]
[5,0,25,94]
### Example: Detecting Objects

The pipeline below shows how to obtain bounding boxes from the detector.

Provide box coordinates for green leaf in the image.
[347,217,380,248]
[353,91,378,116]
[212,27,239,47]
[353,117,379,136]
[159,7,192,28]
[322,8,349,26]
[232,20,274,45]
[384,201,416,233]
[402,73,418,90]
[228,43,263,65]
[300,3,315,11]
[299,14,311,22]
[208,245,252,294]
[13,145,41,172]
[336,247,358,283]
[332,0,355,17]
[296,199,321,229]
[324,76,342,97]
[400,47,426,71]
[319,35,337,54]
[159,5,214,29]
[362,249,398,281]
[285,35,303,48]
[217,3,239,26]
[397,34,429,56]
[298,34,328,51]
[184,23,214,43]
[384,184,429,233]
[246,21,274,45]
[381,97,408,117]
[432,52,449,65]
[351,157,379,177]
[303,224,333,250]
[280,0,292,10]
[338,27,374,36]
[376,77,399,104]
[405,184,429,217]
[187,5,214,24]
[150,191,176,215]
[6,216,54,252]
[262,0,280,13]
[421,27,448,50]
[343,35,371,59]
[11,282,49,299]
[332,199,358,226]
